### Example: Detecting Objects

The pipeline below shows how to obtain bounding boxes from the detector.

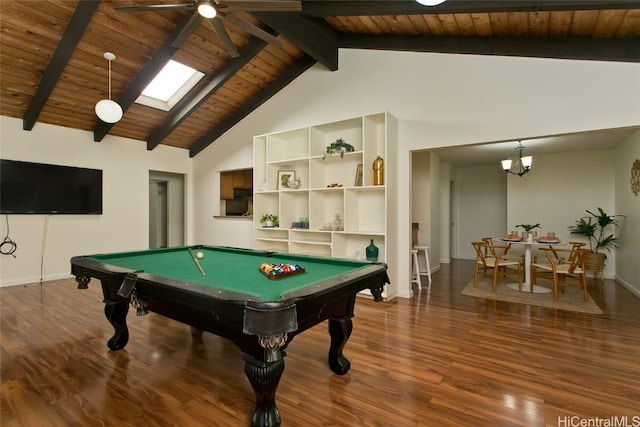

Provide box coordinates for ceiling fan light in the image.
[416,0,447,6]
[197,1,217,18]
[95,99,123,123]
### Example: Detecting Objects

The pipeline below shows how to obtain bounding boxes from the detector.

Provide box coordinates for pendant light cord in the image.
[108,56,112,101]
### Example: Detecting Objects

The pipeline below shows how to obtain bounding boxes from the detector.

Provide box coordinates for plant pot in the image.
[583,252,605,274]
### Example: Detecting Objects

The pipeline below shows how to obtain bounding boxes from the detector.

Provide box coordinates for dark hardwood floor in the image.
[2,260,639,426]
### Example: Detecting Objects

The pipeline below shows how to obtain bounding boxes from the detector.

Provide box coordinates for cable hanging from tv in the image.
[1,214,17,257]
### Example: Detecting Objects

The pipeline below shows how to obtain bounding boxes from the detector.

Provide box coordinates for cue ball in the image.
[196,251,204,259]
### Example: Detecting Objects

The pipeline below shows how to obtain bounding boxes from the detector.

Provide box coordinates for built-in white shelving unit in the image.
[253,112,397,299]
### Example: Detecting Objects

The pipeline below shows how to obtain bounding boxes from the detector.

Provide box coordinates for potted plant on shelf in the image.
[260,213,279,228]
[568,207,623,275]
[323,138,355,159]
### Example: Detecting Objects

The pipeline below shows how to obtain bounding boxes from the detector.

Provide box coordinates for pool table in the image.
[70,245,388,427]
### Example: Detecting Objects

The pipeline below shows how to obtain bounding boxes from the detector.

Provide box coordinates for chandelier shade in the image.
[95,52,123,124]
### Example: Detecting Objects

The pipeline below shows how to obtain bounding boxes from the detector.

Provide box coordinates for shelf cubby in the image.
[279,191,310,229]
[333,233,386,262]
[344,187,386,233]
[310,117,363,158]
[266,128,310,163]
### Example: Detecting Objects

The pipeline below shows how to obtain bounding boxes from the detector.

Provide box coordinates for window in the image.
[135,60,204,111]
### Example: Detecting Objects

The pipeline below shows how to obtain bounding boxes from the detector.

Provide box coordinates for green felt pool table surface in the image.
[87,246,377,301]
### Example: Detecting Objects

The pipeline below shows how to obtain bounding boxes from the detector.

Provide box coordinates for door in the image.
[149,171,185,249]
[149,180,168,248]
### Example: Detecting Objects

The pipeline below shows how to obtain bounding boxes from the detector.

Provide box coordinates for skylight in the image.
[135,60,204,111]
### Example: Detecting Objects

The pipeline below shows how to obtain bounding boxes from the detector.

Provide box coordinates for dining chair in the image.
[481,237,521,271]
[533,241,586,267]
[531,247,589,302]
[472,241,523,292]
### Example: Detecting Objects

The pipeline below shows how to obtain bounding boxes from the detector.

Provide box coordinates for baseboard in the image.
[615,275,640,298]
[0,273,72,288]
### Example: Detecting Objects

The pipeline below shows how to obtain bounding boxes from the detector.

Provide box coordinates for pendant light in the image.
[416,0,447,6]
[95,52,123,123]
[501,141,533,177]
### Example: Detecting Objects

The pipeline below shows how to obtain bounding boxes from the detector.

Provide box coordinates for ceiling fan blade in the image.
[114,4,194,13]
[171,12,204,48]
[208,19,240,58]
[220,1,301,12]
[223,14,282,48]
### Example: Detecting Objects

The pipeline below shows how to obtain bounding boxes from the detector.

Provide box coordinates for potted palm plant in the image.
[568,207,622,275]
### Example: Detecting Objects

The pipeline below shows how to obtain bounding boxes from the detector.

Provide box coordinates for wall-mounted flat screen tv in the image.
[0,159,103,214]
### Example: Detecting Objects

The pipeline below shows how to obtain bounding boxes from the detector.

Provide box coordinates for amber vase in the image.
[373,156,384,186]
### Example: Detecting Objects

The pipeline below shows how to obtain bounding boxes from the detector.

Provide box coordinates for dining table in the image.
[499,236,564,293]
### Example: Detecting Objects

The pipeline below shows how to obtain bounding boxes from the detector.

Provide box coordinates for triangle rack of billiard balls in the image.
[259,263,305,280]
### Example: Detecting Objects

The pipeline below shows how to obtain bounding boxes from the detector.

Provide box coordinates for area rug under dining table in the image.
[461,278,603,314]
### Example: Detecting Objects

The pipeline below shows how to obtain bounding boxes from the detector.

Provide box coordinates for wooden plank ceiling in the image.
[1,1,639,157]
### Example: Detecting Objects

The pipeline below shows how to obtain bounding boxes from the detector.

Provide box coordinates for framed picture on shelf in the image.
[354,164,363,186]
[278,170,295,189]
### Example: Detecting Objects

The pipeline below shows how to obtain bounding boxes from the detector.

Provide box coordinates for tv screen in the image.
[0,159,103,214]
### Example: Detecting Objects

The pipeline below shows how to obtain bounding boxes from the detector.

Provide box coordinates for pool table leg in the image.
[328,316,353,375]
[104,300,129,351]
[243,354,284,427]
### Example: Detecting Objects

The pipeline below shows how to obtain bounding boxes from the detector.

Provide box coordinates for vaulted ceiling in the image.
[1,1,639,157]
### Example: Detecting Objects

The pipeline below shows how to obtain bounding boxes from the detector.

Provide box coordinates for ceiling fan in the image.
[114,0,301,58]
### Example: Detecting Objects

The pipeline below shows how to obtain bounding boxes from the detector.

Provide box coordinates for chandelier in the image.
[501,142,533,177]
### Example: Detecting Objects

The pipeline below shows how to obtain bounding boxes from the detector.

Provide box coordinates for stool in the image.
[413,245,432,287]
[411,249,422,289]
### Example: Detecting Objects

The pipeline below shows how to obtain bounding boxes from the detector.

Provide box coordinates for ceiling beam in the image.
[189,55,317,157]
[93,12,202,142]
[301,1,640,16]
[253,12,339,70]
[22,0,99,131]
[147,36,270,150]
[339,34,640,63]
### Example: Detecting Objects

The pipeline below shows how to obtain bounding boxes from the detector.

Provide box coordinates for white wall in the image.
[453,165,507,260]
[0,117,192,286]
[614,131,640,296]
[194,50,640,298]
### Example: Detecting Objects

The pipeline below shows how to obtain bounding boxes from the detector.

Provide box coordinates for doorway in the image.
[149,171,185,249]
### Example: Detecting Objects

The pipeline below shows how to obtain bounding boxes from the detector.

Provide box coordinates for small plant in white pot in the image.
[260,213,279,228]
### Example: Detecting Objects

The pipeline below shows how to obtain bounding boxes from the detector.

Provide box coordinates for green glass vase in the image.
[366,239,379,261]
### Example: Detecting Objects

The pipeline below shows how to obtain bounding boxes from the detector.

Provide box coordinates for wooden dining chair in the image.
[481,237,521,270]
[531,247,589,302]
[472,241,523,292]
[534,241,586,266]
